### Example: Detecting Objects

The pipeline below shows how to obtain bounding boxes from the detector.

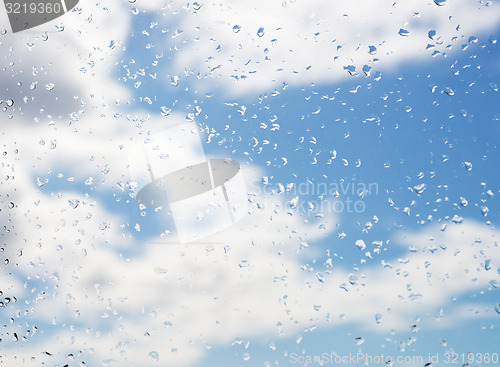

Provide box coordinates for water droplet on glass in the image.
[193,2,202,10]
[170,75,179,86]
[46,83,55,91]
[414,183,427,194]
[459,197,468,206]
[375,313,382,324]
[6,99,14,107]
[148,351,159,361]
[481,206,489,216]
[398,28,410,37]
[463,161,472,171]
[257,27,265,37]
[368,45,377,54]
[495,303,500,314]
[444,87,455,96]
[355,337,364,346]
[484,259,492,270]
[8,202,14,209]
[160,106,171,116]
[489,82,498,92]
[355,240,366,250]
[434,0,446,6]
[232,25,241,33]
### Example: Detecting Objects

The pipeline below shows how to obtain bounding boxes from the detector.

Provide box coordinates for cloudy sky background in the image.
[0,0,499,366]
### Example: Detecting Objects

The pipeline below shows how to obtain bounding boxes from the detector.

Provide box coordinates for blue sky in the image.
[0,0,499,366]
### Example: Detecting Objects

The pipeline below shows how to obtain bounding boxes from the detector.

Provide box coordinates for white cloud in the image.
[1,1,499,366]
[136,0,500,95]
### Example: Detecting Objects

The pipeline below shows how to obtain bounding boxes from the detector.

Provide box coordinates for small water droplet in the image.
[355,240,366,250]
[375,313,382,324]
[368,45,377,54]
[355,337,364,346]
[434,0,446,6]
[232,25,241,33]
[8,202,14,209]
[6,99,14,107]
[193,2,202,10]
[459,197,468,206]
[148,351,159,361]
[495,303,500,314]
[257,27,265,37]
[170,75,179,86]
[46,83,55,91]
[68,199,80,209]
[443,87,455,96]
[398,28,410,37]
[414,183,427,194]
[481,206,489,217]
[160,106,171,116]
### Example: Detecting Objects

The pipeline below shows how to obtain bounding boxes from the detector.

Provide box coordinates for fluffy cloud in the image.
[135,0,500,95]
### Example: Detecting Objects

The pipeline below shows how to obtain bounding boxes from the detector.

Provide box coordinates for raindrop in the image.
[46,83,55,91]
[355,337,364,346]
[434,0,446,6]
[193,2,202,10]
[444,87,455,96]
[6,99,14,107]
[368,45,377,54]
[489,83,498,92]
[148,351,159,361]
[170,76,179,86]
[484,259,492,271]
[68,199,80,209]
[428,30,437,39]
[232,25,241,33]
[459,197,468,206]
[463,161,472,171]
[355,240,366,250]
[257,27,265,37]
[398,28,410,37]
[495,303,500,314]
[160,106,171,116]
[375,313,382,324]
[8,202,14,209]
[481,206,489,216]
[414,183,427,194]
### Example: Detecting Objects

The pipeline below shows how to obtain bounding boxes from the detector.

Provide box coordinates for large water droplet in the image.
[232,25,241,33]
[6,99,14,107]
[434,0,446,6]
[257,27,265,37]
